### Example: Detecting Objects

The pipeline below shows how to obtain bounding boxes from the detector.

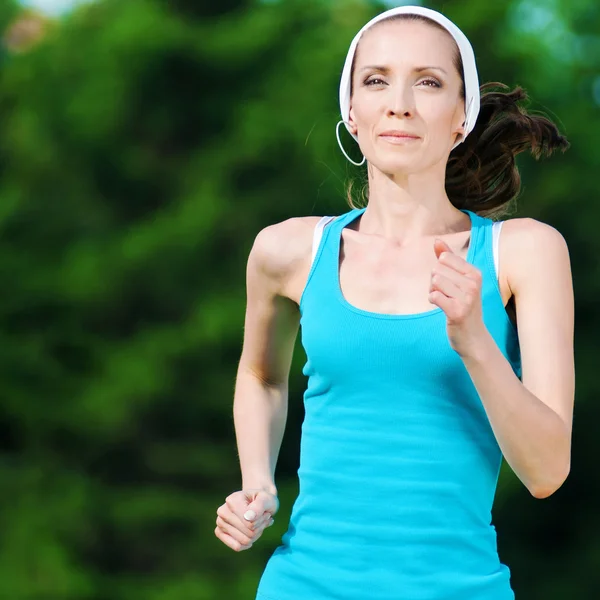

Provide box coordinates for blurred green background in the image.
[0,0,596,598]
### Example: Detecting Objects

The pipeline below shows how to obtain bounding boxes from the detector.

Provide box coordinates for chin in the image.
[377,156,420,175]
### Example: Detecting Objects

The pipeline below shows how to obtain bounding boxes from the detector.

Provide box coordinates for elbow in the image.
[530,486,557,500]
[529,462,571,500]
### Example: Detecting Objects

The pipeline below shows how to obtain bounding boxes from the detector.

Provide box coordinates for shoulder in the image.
[249,215,327,293]
[500,217,571,295]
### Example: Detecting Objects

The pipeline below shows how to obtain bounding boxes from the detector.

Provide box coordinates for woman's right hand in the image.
[215,488,279,552]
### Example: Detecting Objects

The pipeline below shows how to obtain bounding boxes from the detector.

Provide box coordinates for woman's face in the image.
[348,20,466,174]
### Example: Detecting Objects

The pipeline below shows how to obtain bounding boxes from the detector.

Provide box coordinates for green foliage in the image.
[0,0,596,598]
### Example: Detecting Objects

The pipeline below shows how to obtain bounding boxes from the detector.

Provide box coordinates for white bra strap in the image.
[311,216,336,264]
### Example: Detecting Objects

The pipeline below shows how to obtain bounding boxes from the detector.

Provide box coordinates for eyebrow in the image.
[359,65,448,75]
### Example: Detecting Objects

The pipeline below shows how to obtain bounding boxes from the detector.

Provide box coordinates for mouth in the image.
[379,134,421,144]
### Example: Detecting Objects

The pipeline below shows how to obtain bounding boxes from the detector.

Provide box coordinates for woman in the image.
[215,5,575,600]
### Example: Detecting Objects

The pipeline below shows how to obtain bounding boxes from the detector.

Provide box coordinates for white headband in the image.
[338,5,480,152]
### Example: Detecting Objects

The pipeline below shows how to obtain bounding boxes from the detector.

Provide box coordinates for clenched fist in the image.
[215,488,279,551]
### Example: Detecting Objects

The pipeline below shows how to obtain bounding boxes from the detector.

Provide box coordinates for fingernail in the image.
[244,510,256,521]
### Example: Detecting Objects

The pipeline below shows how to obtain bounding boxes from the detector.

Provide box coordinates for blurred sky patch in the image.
[19,0,95,16]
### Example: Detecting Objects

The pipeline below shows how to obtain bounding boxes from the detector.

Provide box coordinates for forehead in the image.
[355,19,457,68]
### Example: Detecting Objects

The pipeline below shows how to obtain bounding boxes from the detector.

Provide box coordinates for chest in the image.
[338,228,472,316]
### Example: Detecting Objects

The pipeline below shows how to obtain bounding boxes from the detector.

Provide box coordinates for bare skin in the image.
[248,213,514,324]
[215,489,278,552]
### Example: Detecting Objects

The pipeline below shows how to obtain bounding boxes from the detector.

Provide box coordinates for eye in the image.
[420,78,441,88]
[364,77,386,86]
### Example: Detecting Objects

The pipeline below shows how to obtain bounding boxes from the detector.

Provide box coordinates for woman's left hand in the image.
[429,238,488,358]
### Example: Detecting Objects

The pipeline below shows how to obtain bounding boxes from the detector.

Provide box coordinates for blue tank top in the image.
[255,207,522,600]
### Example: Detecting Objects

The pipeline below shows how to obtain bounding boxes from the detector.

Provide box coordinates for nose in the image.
[387,82,415,118]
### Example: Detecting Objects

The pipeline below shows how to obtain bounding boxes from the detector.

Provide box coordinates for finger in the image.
[214,525,253,552]
[247,521,269,542]
[216,515,254,547]
[428,289,453,313]
[248,516,275,541]
[220,514,272,549]
[217,504,255,537]
[431,262,466,286]
[437,249,475,275]
[215,524,253,551]
[226,496,270,531]
[241,490,280,519]
[255,513,275,529]
[249,511,274,530]
[248,516,268,531]
[430,273,464,300]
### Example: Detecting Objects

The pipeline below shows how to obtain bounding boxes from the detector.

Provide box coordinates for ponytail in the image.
[445,82,570,217]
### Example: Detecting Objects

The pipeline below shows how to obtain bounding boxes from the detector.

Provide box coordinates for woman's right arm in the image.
[215,217,317,551]
[234,220,308,496]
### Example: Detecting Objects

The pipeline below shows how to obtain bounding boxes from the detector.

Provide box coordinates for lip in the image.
[379,130,420,139]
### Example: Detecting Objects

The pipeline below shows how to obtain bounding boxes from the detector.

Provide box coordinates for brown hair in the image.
[345,14,570,218]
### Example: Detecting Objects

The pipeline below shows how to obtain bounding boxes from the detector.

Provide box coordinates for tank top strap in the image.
[299,208,365,316]
[462,208,486,271]
[467,210,502,290]
[463,209,501,300]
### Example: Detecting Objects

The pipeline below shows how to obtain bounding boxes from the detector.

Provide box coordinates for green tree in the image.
[0,0,595,598]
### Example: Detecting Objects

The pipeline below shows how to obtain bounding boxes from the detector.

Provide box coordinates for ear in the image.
[457,106,467,130]
[452,102,467,142]
[453,121,466,139]
[347,106,358,135]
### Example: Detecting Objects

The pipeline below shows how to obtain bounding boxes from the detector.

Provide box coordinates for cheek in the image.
[351,94,378,124]
[422,102,457,134]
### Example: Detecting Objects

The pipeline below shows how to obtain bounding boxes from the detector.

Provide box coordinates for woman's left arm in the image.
[461,218,575,499]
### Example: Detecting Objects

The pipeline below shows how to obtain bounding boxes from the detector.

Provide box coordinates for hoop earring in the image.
[336,119,366,166]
